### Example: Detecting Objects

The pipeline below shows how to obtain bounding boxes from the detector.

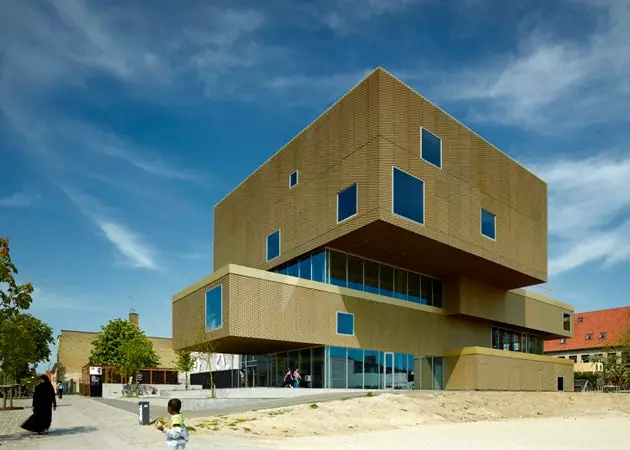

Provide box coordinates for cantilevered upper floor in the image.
[213,68,547,290]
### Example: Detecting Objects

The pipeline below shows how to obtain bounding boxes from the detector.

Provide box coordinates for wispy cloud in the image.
[531,153,630,275]
[431,0,630,130]
[59,186,160,270]
[0,191,40,208]
[31,286,108,312]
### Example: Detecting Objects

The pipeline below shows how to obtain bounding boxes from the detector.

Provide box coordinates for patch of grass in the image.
[267,408,290,417]
[186,426,196,433]
[366,392,374,398]
[243,427,252,433]
[309,403,318,409]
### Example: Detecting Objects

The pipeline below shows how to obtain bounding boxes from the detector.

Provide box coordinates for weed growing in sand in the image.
[309,403,319,409]
[366,392,374,397]
[267,409,290,416]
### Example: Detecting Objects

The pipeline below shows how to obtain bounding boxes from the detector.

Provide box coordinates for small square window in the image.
[337,184,358,223]
[599,332,607,339]
[205,285,223,331]
[336,312,354,336]
[266,230,280,262]
[289,170,299,188]
[577,317,583,322]
[586,333,593,340]
[420,128,442,169]
[560,338,567,344]
[481,209,496,240]
[392,167,425,224]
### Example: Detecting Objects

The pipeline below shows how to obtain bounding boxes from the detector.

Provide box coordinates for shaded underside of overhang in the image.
[184,336,320,355]
[328,220,543,290]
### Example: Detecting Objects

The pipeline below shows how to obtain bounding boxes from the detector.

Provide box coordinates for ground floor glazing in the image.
[239,346,444,390]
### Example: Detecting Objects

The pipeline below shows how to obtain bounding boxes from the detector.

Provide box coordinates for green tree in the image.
[175,351,195,390]
[0,237,34,318]
[119,334,160,393]
[88,318,159,385]
[0,238,52,408]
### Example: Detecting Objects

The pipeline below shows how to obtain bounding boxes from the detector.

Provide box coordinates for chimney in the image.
[129,311,139,327]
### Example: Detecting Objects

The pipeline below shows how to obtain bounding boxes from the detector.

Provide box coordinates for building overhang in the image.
[328,220,545,290]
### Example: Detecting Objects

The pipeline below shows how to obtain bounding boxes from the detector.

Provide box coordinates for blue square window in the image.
[337,184,358,223]
[205,285,223,331]
[421,128,442,168]
[289,170,298,188]
[266,230,280,261]
[336,312,354,336]
[393,167,424,224]
[481,209,496,240]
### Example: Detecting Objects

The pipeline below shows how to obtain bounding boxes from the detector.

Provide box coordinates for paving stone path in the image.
[0,396,264,449]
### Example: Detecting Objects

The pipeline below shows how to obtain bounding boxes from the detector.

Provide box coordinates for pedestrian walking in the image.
[56,381,63,399]
[20,375,57,435]
[293,368,302,388]
[283,368,294,388]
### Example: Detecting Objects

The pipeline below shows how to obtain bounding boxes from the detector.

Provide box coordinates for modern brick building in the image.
[172,68,574,391]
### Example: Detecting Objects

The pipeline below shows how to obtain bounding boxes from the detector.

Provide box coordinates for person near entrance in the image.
[283,368,293,388]
[56,382,63,399]
[293,368,302,388]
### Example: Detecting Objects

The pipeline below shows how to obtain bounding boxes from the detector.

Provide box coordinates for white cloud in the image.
[431,0,630,130]
[98,221,158,270]
[531,154,630,275]
[0,191,40,207]
[31,286,108,312]
[59,186,160,270]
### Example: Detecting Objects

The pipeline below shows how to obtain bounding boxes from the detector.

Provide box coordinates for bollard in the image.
[138,400,150,425]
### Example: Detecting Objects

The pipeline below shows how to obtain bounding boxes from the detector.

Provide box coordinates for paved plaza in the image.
[1,395,629,449]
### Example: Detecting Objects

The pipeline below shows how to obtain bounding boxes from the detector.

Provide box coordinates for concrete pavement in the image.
[0,396,263,449]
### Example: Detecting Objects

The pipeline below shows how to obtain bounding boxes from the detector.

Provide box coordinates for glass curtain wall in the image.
[491,326,544,355]
[273,249,444,308]
[325,346,414,390]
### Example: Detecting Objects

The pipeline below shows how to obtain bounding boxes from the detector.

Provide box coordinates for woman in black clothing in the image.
[21,375,57,434]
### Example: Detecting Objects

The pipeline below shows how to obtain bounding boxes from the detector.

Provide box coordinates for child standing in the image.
[157,398,189,449]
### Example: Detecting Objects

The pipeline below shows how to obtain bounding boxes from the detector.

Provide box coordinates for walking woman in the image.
[21,375,57,434]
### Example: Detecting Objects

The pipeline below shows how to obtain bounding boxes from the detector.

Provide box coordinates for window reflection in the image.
[394,269,407,300]
[329,250,347,287]
[347,255,364,291]
[311,251,326,283]
[364,260,379,295]
[379,264,394,298]
[347,349,363,389]
[298,256,311,280]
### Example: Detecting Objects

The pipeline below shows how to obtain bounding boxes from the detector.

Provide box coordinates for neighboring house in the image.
[56,312,178,391]
[172,67,574,392]
[545,306,630,372]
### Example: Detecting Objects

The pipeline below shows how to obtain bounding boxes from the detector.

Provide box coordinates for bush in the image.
[574,371,600,386]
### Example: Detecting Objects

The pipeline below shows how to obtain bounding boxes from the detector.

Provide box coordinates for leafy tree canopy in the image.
[0,237,34,319]
[88,318,159,369]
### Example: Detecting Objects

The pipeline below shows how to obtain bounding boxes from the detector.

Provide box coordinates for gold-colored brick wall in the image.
[444,352,573,391]
[174,268,513,355]
[214,71,380,271]
[377,72,546,281]
[213,68,547,284]
[453,277,573,337]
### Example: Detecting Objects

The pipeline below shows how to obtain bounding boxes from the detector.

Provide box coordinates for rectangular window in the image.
[347,255,364,291]
[420,128,442,169]
[363,260,379,295]
[563,313,572,332]
[266,230,280,262]
[560,338,567,344]
[287,261,299,277]
[581,354,591,363]
[289,170,299,188]
[336,312,354,336]
[420,276,432,305]
[205,285,223,331]
[599,332,607,339]
[311,250,326,283]
[586,333,593,340]
[298,255,311,280]
[407,272,421,303]
[432,279,443,308]
[393,167,425,224]
[481,209,496,240]
[337,184,358,223]
[379,264,394,298]
[329,250,347,287]
[394,268,407,300]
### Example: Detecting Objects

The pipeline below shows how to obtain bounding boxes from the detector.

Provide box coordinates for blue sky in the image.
[1,0,629,371]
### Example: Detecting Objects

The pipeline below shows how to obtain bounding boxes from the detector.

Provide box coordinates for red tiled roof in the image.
[545,306,630,352]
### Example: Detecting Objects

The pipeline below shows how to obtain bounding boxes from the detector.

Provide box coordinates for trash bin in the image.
[139,401,150,425]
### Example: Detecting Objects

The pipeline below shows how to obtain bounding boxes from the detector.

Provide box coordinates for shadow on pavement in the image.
[0,425,97,442]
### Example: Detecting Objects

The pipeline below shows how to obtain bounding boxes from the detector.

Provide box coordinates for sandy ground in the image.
[187,391,630,440]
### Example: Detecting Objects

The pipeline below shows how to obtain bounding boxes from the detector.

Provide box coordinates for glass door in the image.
[383,352,394,389]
